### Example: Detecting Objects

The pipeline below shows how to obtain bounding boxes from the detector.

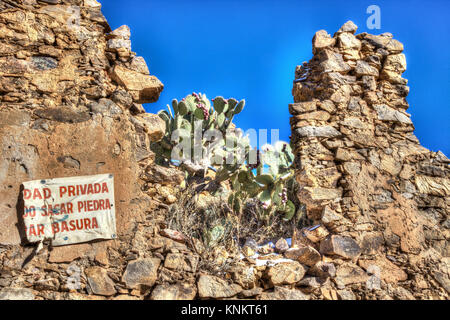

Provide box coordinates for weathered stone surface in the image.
[265,261,306,286]
[296,126,341,138]
[289,22,450,300]
[143,166,185,186]
[89,98,122,116]
[415,175,449,197]
[309,261,337,278]
[259,286,309,300]
[338,32,361,50]
[129,56,150,75]
[313,30,336,54]
[320,235,361,259]
[337,21,358,34]
[151,283,197,300]
[49,243,93,263]
[284,246,321,267]
[334,263,369,287]
[197,275,242,299]
[109,25,131,40]
[275,238,289,253]
[164,253,199,273]
[110,65,164,104]
[122,258,161,289]
[358,256,407,284]
[135,113,166,142]
[0,288,34,300]
[374,104,412,124]
[319,50,351,73]
[85,266,116,297]
[289,101,317,114]
[303,225,329,243]
[355,60,379,77]
[0,117,156,244]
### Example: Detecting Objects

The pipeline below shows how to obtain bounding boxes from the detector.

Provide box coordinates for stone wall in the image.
[0,1,448,300]
[0,0,166,246]
[290,21,449,299]
[0,0,187,300]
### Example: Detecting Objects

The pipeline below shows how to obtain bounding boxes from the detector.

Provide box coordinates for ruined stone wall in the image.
[0,2,448,300]
[0,0,190,300]
[290,21,449,299]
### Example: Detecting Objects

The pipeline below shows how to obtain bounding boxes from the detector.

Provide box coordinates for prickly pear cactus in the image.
[225,141,297,223]
[153,92,249,174]
[155,92,298,224]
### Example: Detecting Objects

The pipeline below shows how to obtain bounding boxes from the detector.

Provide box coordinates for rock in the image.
[296,126,341,138]
[259,287,309,300]
[0,110,31,127]
[337,21,358,34]
[144,166,185,186]
[303,225,329,243]
[151,283,197,300]
[298,276,327,290]
[415,175,449,197]
[122,258,161,289]
[197,274,242,299]
[85,266,117,297]
[374,104,412,124]
[289,101,317,114]
[111,89,133,108]
[363,34,404,53]
[433,271,450,293]
[321,206,345,227]
[160,229,187,243]
[239,287,263,298]
[309,261,337,278]
[359,256,407,284]
[242,245,256,257]
[319,50,351,73]
[89,98,122,116]
[337,289,356,300]
[275,238,289,253]
[355,60,379,77]
[320,288,339,300]
[109,25,131,40]
[265,261,306,286]
[0,288,34,300]
[312,30,336,54]
[31,56,58,70]
[34,108,91,123]
[382,53,407,75]
[295,111,331,122]
[320,235,361,259]
[49,243,93,263]
[110,65,164,104]
[164,253,199,273]
[129,56,150,75]
[135,113,166,142]
[338,33,361,49]
[231,264,258,289]
[284,246,321,267]
[107,39,131,51]
[334,263,369,287]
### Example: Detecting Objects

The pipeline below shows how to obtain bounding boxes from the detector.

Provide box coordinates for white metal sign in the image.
[22,174,116,246]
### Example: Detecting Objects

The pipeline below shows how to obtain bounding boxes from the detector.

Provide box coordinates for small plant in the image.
[223,141,297,224]
[153,93,250,174]
[155,92,298,224]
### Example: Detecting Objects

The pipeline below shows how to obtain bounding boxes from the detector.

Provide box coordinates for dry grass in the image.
[165,181,309,274]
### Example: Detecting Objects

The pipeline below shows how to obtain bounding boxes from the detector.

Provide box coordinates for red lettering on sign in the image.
[52,217,100,233]
[23,189,31,200]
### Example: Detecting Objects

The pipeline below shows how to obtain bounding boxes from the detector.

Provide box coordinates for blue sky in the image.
[102,0,450,155]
